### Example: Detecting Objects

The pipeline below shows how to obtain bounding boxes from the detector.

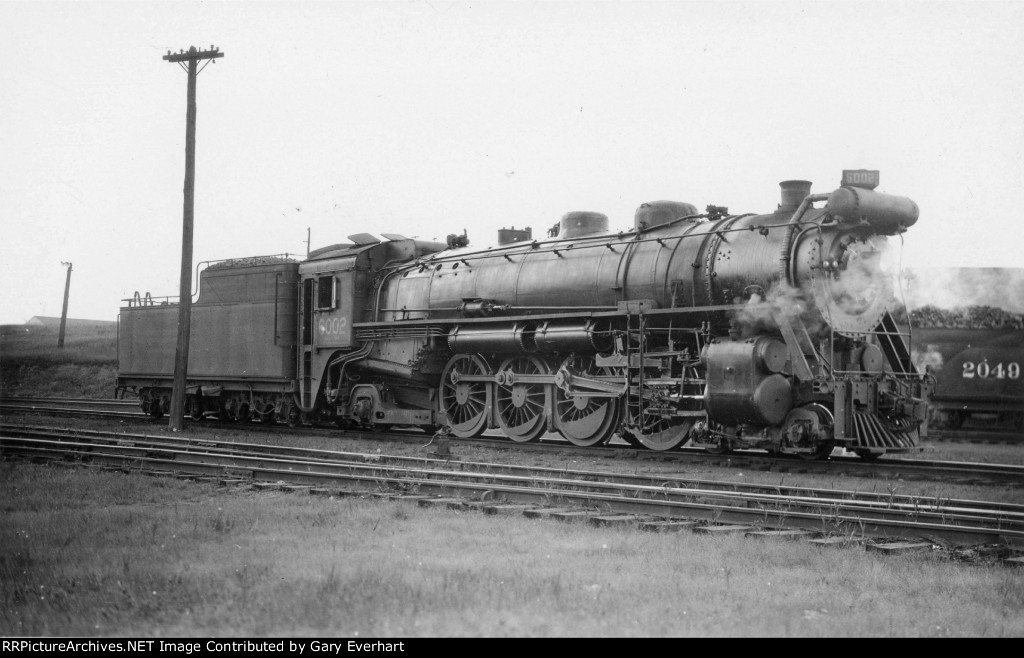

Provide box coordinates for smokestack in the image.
[778,180,812,213]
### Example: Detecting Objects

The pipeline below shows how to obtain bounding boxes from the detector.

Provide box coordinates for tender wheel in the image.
[218,398,236,422]
[554,355,620,447]
[286,404,302,429]
[188,396,204,421]
[261,404,276,424]
[145,396,163,419]
[236,402,251,424]
[495,355,550,443]
[440,354,492,438]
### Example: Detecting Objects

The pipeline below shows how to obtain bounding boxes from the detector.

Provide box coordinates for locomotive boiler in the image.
[117,169,930,459]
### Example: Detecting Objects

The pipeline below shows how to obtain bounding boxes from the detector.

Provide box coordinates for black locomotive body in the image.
[117,171,930,459]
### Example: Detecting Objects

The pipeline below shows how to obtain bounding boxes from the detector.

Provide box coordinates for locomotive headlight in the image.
[819,236,894,335]
[834,242,884,312]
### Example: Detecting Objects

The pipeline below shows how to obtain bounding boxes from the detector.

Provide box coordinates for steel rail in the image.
[3,403,1022,485]
[6,423,1024,516]
[3,423,1023,510]
[3,430,1022,547]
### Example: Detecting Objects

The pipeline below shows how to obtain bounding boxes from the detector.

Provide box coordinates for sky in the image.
[2,0,1023,324]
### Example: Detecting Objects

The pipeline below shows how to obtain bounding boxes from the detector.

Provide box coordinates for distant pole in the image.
[163,45,224,431]
[57,261,72,348]
[306,227,311,258]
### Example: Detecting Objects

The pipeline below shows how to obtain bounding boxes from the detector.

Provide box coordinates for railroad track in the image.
[2,423,1022,564]
[3,397,1024,486]
[0,396,142,420]
[929,428,1024,445]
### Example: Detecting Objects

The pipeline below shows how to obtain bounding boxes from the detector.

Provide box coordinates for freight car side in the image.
[117,257,300,421]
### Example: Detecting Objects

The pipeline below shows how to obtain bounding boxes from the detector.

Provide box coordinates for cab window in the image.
[316,276,336,310]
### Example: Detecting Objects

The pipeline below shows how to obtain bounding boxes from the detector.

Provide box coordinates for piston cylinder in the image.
[447,323,537,354]
[703,337,794,426]
[534,320,613,354]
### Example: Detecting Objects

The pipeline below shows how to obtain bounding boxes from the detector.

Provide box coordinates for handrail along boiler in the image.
[116,170,929,459]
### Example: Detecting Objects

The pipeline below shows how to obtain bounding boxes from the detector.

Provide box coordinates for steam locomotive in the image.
[117,169,930,459]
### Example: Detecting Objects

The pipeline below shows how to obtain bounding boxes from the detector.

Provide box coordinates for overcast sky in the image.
[2,0,1022,324]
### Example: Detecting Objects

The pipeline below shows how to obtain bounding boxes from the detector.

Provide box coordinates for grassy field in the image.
[2,462,1021,638]
[0,323,118,398]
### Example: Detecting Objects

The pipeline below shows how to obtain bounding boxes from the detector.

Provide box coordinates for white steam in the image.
[734,281,825,337]
[899,267,1024,313]
[911,345,944,374]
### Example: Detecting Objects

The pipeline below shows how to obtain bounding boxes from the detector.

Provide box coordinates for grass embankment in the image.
[1,462,1022,638]
[0,325,117,398]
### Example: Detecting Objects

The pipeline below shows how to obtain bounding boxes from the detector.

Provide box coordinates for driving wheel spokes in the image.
[496,355,550,443]
[440,354,492,438]
[554,355,620,447]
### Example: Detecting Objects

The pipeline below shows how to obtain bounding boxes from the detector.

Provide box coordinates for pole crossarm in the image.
[163,47,224,63]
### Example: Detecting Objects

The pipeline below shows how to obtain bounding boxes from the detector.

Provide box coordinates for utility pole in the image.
[163,45,224,431]
[306,227,311,258]
[57,261,72,348]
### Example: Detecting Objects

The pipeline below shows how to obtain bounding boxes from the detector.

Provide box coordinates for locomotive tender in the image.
[117,170,930,459]
[912,326,1023,431]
